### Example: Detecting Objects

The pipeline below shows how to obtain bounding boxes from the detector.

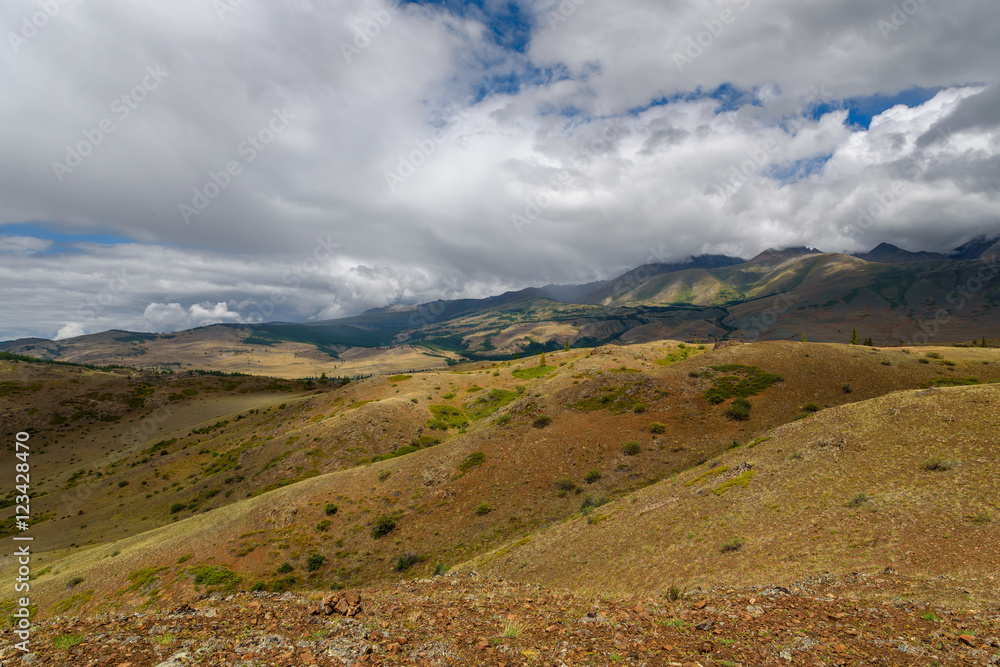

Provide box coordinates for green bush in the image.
[276,562,293,574]
[459,452,485,472]
[169,503,187,514]
[306,553,327,572]
[802,402,820,412]
[648,422,666,434]
[315,519,332,532]
[475,502,492,516]
[372,515,396,539]
[720,538,745,553]
[725,398,751,421]
[532,415,552,428]
[584,469,601,484]
[324,502,338,516]
[395,552,420,571]
[622,441,641,456]
[844,493,869,508]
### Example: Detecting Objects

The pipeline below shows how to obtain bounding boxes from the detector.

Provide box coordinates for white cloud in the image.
[54,323,85,340]
[1,1,999,340]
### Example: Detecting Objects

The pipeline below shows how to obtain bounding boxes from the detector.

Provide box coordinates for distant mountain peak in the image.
[855,243,947,263]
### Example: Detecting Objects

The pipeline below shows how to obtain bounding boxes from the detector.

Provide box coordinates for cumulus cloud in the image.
[1,0,999,340]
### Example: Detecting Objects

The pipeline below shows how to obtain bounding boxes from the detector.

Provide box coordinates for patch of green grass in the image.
[465,388,521,421]
[324,502,339,516]
[802,402,821,412]
[475,502,492,516]
[703,365,783,404]
[427,404,469,430]
[712,469,754,496]
[655,346,694,366]
[648,422,666,434]
[188,565,241,591]
[922,377,980,388]
[459,451,485,472]
[622,441,641,456]
[512,365,556,380]
[573,383,649,414]
[387,374,412,382]
[125,567,166,594]
[52,634,85,650]
[584,469,601,484]
[685,465,728,487]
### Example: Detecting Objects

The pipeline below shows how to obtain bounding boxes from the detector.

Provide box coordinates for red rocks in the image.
[315,591,362,617]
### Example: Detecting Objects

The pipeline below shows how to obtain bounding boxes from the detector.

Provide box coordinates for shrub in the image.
[459,451,485,472]
[169,503,187,514]
[842,384,852,394]
[632,403,648,414]
[622,441,641,456]
[189,565,241,590]
[580,495,608,514]
[584,469,601,484]
[316,519,332,532]
[495,414,511,425]
[276,562,293,574]
[378,470,391,481]
[324,502,339,516]
[395,552,421,571]
[844,493,869,508]
[648,422,666,434]
[918,358,930,364]
[372,515,396,538]
[433,562,449,576]
[306,553,327,572]
[720,538,745,553]
[665,584,684,601]
[725,398,751,421]
[923,458,952,472]
[67,576,84,589]
[802,402,820,412]
[925,352,942,359]
[532,415,552,428]
[475,502,492,516]
[250,581,266,592]
[118,480,129,488]
[553,477,577,495]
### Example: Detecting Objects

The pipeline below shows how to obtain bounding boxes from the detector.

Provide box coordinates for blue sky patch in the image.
[767,154,833,184]
[0,222,135,253]
[627,83,760,116]
[807,86,943,129]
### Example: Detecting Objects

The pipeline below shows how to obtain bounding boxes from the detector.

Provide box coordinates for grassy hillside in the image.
[5,340,1000,621]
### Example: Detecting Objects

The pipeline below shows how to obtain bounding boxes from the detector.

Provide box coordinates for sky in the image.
[1,0,999,340]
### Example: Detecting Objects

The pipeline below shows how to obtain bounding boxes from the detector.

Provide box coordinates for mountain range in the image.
[3,238,999,376]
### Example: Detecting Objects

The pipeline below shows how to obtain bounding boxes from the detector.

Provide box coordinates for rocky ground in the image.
[3,572,999,666]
